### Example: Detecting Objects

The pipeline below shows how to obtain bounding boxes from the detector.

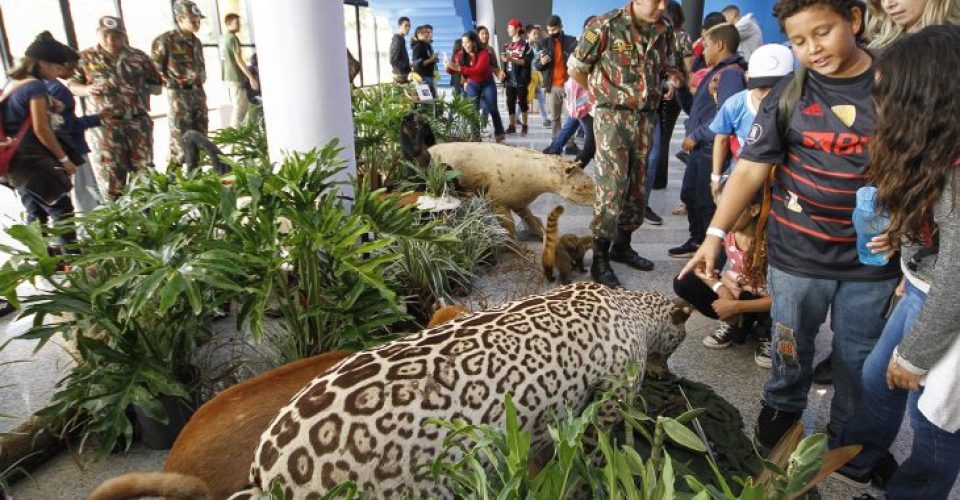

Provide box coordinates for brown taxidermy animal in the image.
[399,114,595,240]
[426,143,595,239]
[542,206,593,284]
[86,305,470,500]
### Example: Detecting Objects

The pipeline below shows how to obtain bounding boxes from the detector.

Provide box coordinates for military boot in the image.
[591,237,621,287]
[610,228,655,271]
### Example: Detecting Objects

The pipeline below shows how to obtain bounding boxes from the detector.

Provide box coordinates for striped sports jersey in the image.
[740,67,899,281]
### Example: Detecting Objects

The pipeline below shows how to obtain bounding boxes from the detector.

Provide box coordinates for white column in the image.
[250,0,356,188]
[476,0,496,34]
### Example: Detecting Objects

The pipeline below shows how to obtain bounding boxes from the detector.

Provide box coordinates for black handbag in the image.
[5,140,73,205]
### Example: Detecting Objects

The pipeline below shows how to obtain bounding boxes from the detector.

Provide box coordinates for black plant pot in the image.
[132,396,196,450]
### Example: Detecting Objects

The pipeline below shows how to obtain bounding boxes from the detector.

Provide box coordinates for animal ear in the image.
[670,298,693,325]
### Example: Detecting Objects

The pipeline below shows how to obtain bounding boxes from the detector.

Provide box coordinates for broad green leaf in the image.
[662,418,707,453]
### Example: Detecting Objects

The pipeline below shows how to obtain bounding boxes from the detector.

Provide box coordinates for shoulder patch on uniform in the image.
[583,30,599,44]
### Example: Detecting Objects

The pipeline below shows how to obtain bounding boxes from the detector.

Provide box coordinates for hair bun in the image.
[35,31,55,42]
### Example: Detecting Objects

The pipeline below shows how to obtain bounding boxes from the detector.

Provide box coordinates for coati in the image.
[542,205,593,284]
[399,112,437,167]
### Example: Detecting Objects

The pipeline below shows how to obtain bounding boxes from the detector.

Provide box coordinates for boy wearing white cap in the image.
[709,43,795,202]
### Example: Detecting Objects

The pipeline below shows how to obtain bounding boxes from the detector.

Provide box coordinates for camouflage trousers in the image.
[591,108,656,240]
[168,88,209,164]
[89,114,154,198]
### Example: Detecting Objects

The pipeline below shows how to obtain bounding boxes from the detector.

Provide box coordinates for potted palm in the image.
[0,138,460,454]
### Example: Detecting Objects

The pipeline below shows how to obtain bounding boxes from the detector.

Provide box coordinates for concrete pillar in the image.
[249,0,356,187]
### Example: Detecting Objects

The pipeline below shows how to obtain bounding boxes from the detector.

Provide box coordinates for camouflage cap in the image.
[173,0,205,18]
[97,15,126,34]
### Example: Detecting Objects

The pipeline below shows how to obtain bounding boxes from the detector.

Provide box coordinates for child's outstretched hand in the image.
[679,236,723,279]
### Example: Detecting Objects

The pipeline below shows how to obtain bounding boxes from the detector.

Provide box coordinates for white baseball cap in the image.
[747,44,795,89]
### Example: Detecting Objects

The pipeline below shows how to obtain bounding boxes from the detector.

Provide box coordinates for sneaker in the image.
[703,322,736,349]
[0,300,14,318]
[644,207,663,225]
[505,125,517,134]
[830,466,871,489]
[755,401,802,450]
[495,134,505,144]
[668,240,699,258]
[521,124,529,136]
[671,203,687,215]
[541,146,559,155]
[755,340,772,369]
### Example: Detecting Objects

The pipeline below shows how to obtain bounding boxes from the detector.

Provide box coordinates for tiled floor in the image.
[2,89,954,499]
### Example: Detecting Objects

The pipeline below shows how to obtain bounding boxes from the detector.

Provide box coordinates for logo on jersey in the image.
[831,105,857,127]
[747,123,763,145]
[801,103,822,117]
[802,131,871,156]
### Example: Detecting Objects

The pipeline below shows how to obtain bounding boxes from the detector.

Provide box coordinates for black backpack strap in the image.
[776,67,807,141]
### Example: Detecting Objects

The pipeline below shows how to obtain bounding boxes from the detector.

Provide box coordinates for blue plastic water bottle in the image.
[852,186,891,266]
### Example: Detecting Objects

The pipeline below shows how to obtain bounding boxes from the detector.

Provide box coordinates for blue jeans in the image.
[838,282,960,499]
[535,86,548,121]
[17,187,76,247]
[645,120,662,201]
[766,267,899,436]
[466,78,504,136]
[543,116,582,153]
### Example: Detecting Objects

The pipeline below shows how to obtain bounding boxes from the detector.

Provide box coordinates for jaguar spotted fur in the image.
[233,283,690,499]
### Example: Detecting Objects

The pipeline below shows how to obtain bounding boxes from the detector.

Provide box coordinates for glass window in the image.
[344,7,359,78]
[358,7,379,86]
[120,0,173,54]
[70,0,118,50]
[374,14,393,84]
[203,46,226,107]
[0,0,68,59]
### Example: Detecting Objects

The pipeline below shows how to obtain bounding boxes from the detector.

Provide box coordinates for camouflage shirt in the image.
[74,45,162,117]
[568,4,675,112]
[152,29,206,88]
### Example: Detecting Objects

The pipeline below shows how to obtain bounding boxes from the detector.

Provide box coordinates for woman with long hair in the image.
[3,31,79,248]
[475,25,502,79]
[446,31,505,143]
[447,38,464,97]
[866,0,959,48]
[834,25,960,499]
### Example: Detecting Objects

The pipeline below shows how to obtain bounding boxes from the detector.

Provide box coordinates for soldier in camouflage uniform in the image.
[70,16,162,198]
[568,0,681,287]
[153,0,208,166]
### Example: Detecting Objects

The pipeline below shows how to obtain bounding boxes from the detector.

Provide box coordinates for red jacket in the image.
[459,49,492,84]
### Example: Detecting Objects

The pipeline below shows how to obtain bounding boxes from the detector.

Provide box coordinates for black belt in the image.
[169,84,200,91]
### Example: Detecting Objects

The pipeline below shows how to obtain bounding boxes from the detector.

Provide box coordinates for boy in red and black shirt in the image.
[681,0,900,449]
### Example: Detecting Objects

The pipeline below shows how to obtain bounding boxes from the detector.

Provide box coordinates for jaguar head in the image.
[646,298,692,378]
